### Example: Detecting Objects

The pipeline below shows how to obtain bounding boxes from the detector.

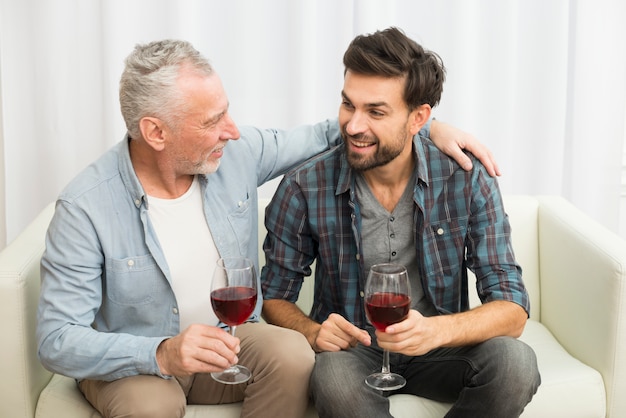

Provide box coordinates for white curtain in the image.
[1,0,625,247]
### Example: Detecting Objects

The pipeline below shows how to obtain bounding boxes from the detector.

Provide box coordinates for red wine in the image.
[365,292,410,331]
[211,286,257,326]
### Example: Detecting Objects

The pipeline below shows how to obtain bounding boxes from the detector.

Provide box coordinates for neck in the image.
[129,139,194,199]
[360,151,415,213]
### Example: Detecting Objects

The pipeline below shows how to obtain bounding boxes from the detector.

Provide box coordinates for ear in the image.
[139,117,166,151]
[408,104,432,136]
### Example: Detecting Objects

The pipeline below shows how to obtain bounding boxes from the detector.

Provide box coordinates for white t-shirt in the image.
[147,176,220,329]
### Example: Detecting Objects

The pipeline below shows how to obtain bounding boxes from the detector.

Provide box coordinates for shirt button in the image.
[172,307,179,314]
[360,291,364,298]
[134,199,141,205]
[391,251,397,256]
[390,217,395,222]
[437,228,444,235]
[356,254,360,260]
[390,233,395,238]
[127,260,134,267]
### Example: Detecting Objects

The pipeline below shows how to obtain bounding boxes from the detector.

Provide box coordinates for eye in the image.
[341,100,354,110]
[369,109,385,117]
[203,112,225,130]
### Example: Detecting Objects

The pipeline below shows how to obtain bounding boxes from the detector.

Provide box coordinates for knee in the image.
[310,352,388,418]
[106,378,186,418]
[490,337,541,393]
[309,352,354,398]
[275,328,315,367]
[309,352,329,391]
[121,398,186,418]
[259,326,315,381]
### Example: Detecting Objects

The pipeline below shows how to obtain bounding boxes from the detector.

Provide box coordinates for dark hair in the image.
[343,27,445,111]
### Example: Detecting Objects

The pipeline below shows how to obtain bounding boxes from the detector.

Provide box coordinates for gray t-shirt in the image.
[355,172,438,317]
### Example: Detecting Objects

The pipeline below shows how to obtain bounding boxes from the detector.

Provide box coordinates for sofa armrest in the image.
[537,196,626,417]
[0,203,55,418]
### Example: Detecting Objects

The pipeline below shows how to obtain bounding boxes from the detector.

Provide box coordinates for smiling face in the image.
[164,70,240,175]
[339,71,418,172]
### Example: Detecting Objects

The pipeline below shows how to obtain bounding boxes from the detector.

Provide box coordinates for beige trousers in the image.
[79,323,315,418]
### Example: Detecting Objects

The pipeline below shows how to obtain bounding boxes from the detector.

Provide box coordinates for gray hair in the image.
[119,39,214,139]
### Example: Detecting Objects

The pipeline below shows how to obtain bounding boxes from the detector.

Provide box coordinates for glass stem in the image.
[381,349,391,374]
[228,326,238,368]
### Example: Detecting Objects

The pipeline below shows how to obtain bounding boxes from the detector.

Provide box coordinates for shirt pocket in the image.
[227,196,252,256]
[423,219,467,277]
[104,254,163,305]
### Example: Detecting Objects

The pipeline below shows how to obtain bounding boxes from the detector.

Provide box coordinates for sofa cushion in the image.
[387,320,606,418]
[36,320,604,418]
[36,374,318,418]
[516,320,606,417]
[27,196,612,417]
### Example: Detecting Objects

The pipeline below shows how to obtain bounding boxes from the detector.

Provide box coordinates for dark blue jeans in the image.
[310,331,540,418]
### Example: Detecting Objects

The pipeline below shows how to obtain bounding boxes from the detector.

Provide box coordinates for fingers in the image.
[430,119,501,177]
[458,135,502,177]
[489,154,501,177]
[157,325,242,376]
[197,325,240,352]
[376,311,434,356]
[195,329,240,369]
[315,313,371,352]
[469,146,501,177]
[178,341,236,375]
[446,146,474,172]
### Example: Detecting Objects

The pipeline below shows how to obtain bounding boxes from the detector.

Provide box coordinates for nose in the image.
[344,110,367,137]
[221,112,240,141]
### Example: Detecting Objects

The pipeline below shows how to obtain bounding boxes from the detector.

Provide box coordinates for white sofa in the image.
[1,195,625,417]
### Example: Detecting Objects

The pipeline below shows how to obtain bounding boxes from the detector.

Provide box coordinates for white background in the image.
[1,0,625,247]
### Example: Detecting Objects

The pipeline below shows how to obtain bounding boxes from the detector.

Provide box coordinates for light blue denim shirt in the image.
[36,121,341,381]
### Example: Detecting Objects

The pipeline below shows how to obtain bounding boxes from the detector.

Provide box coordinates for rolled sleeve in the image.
[260,177,315,303]
[466,168,530,316]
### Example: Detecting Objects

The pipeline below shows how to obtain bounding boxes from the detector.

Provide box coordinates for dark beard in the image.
[342,131,405,172]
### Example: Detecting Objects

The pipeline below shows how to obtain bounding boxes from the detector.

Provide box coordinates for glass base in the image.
[211,365,251,385]
[365,372,406,391]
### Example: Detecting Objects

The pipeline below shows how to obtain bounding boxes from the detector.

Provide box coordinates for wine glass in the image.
[210,257,258,384]
[364,263,411,391]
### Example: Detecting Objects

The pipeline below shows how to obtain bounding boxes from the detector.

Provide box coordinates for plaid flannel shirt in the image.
[261,135,529,328]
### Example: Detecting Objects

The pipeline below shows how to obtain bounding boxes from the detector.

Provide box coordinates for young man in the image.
[36,39,493,418]
[262,27,540,417]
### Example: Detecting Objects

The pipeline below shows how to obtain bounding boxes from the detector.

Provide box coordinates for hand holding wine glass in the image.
[210,257,257,384]
[364,263,411,391]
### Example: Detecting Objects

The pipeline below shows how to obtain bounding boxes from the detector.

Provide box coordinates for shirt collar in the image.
[118,134,147,209]
[413,133,431,187]
[335,133,431,196]
[118,135,212,210]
